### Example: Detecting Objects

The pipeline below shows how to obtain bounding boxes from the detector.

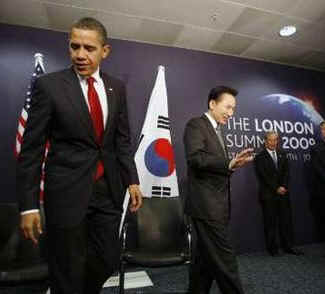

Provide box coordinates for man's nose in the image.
[76,47,86,59]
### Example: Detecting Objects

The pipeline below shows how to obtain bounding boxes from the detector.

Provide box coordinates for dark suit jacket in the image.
[310,140,325,197]
[254,148,289,201]
[17,68,139,227]
[183,115,232,224]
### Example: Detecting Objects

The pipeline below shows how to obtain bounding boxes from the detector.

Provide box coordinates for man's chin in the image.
[74,66,90,77]
[77,69,88,76]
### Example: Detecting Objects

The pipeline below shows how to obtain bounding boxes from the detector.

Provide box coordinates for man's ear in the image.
[102,44,111,59]
[209,99,216,110]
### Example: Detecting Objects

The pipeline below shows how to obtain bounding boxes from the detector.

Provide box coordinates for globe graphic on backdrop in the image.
[229,93,324,154]
[261,94,323,127]
[251,93,324,152]
[144,138,175,177]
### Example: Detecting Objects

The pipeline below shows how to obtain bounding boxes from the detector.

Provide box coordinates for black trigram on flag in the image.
[152,186,171,197]
[157,115,170,130]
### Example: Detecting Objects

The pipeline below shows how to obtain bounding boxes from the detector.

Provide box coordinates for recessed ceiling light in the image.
[279,25,297,37]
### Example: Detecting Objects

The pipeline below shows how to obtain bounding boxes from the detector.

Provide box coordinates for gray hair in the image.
[264,131,278,140]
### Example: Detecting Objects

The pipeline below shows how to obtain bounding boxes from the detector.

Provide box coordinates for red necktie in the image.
[87,77,104,180]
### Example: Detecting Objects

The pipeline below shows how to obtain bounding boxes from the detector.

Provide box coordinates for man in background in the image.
[254,131,302,256]
[310,121,325,241]
[17,17,142,294]
[184,86,254,294]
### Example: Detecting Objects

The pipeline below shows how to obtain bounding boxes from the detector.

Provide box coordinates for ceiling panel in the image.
[133,18,184,46]
[96,12,143,41]
[0,0,49,28]
[82,0,246,31]
[228,7,282,37]
[258,16,311,43]
[255,16,325,52]
[212,32,257,55]
[242,39,310,63]
[41,0,76,5]
[288,0,325,22]
[296,51,325,70]
[223,0,299,14]
[289,23,325,50]
[44,2,98,32]
[174,26,224,51]
[40,0,90,6]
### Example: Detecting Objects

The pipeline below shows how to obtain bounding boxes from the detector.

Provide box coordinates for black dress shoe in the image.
[284,248,304,255]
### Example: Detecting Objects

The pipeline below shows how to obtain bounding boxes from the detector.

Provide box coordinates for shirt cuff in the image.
[228,159,236,171]
[21,209,39,215]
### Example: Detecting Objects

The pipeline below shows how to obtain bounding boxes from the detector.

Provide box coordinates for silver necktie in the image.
[216,125,226,156]
[271,151,277,168]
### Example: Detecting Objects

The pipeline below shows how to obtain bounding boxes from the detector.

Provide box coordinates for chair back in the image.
[0,202,48,284]
[136,197,186,254]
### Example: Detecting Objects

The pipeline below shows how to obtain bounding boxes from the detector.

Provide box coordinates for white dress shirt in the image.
[77,67,109,127]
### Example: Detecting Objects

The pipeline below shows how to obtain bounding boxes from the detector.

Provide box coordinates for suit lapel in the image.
[62,69,119,144]
[277,150,284,169]
[221,128,228,157]
[264,148,277,170]
[101,72,117,142]
[201,115,227,159]
[62,68,97,143]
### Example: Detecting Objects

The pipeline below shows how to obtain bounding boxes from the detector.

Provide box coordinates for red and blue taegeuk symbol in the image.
[144,138,175,177]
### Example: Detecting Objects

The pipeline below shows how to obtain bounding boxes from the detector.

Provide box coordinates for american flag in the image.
[15,53,48,202]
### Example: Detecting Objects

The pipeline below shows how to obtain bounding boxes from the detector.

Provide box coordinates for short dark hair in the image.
[320,121,325,128]
[207,86,238,109]
[70,17,108,45]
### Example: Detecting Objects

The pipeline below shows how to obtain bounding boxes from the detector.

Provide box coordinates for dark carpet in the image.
[1,243,325,294]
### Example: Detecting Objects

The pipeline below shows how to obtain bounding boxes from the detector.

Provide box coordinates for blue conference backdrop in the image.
[1,22,325,253]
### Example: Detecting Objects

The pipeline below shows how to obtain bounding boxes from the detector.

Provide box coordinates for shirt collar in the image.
[205,112,219,129]
[76,67,101,84]
[266,148,276,154]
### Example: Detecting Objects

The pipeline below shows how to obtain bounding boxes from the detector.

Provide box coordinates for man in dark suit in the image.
[310,121,325,241]
[17,17,142,294]
[184,86,254,294]
[254,131,302,256]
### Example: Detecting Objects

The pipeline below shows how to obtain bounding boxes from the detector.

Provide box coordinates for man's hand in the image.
[276,186,287,196]
[128,184,143,212]
[229,148,254,170]
[20,212,42,246]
